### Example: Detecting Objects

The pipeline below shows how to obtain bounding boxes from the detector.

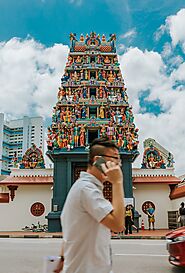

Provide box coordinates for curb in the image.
[0,234,165,239]
[111,235,166,240]
[9,235,63,239]
[0,234,63,239]
[0,235,10,238]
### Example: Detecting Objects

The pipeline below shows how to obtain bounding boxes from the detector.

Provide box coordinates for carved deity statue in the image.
[75,56,82,64]
[107,71,115,83]
[99,105,105,119]
[167,152,174,168]
[100,124,106,137]
[104,56,111,64]
[73,124,79,147]
[66,56,73,67]
[79,125,86,146]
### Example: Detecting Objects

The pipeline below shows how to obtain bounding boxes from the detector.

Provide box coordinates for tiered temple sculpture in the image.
[19,144,45,169]
[47,32,139,152]
[46,32,139,232]
[141,138,174,169]
[12,144,45,169]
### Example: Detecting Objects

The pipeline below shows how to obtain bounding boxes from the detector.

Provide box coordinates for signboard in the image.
[0,193,9,203]
[124,198,134,206]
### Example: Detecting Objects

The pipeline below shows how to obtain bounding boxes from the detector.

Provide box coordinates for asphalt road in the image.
[0,238,184,273]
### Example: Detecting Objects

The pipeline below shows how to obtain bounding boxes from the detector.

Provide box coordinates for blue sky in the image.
[0,0,185,174]
[0,0,184,49]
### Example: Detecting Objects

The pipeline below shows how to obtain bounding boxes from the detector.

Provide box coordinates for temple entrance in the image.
[89,107,97,118]
[72,164,112,202]
[90,88,96,97]
[90,56,95,62]
[72,163,87,184]
[103,182,112,202]
[90,71,96,78]
[88,129,99,144]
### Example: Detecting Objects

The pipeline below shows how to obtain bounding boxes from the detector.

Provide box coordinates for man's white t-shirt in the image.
[61,171,113,273]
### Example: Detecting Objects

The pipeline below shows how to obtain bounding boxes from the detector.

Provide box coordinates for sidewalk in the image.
[111,229,169,239]
[0,229,170,239]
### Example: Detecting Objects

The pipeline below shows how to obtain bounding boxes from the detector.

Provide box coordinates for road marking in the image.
[0,238,61,244]
[139,242,166,246]
[114,253,168,257]
[111,240,165,244]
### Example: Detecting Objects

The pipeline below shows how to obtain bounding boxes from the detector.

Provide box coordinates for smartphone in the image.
[93,156,106,173]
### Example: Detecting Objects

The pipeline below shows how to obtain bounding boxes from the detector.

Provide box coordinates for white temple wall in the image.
[171,198,185,211]
[0,185,52,231]
[134,184,172,229]
[0,181,184,231]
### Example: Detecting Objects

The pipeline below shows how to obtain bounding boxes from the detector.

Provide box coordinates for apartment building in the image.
[0,113,44,175]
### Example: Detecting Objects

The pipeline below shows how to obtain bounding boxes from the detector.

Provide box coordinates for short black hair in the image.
[88,137,118,165]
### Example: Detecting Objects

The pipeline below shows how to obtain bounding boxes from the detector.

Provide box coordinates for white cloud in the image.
[161,42,173,58]
[119,47,165,111]
[117,43,126,54]
[133,108,185,176]
[170,62,185,83]
[154,24,166,41]
[0,37,69,119]
[119,46,185,175]
[156,8,185,53]
[119,28,137,40]
[161,42,183,70]
[166,8,185,48]
[0,32,185,175]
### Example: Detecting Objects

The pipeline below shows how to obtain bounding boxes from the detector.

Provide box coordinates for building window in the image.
[89,88,96,97]
[142,201,155,215]
[90,71,96,78]
[89,107,97,118]
[90,56,95,62]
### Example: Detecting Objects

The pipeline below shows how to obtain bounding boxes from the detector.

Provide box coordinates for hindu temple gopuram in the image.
[46,32,139,231]
[47,32,139,152]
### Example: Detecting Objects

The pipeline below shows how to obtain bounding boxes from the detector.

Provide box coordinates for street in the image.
[0,238,184,273]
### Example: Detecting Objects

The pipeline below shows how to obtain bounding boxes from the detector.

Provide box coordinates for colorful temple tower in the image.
[47,32,139,231]
[12,144,45,169]
[141,138,174,169]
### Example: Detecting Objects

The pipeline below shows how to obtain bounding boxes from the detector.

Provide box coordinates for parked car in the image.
[166,227,185,267]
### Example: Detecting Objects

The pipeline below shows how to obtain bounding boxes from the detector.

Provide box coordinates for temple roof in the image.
[0,175,53,185]
[0,168,53,186]
[0,171,180,185]
[132,167,180,184]
[0,175,7,181]
[133,176,181,184]
[0,166,181,187]
[132,167,175,177]
[170,182,185,199]
[69,32,116,53]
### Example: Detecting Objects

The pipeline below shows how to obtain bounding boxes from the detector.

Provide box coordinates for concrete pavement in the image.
[111,229,169,239]
[0,229,170,239]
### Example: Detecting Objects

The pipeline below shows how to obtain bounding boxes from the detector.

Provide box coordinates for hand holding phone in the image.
[93,156,107,174]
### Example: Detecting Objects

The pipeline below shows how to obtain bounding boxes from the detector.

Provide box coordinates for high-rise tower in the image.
[0,114,44,175]
[47,32,139,231]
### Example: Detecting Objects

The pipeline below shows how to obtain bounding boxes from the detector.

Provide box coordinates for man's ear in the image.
[93,155,101,163]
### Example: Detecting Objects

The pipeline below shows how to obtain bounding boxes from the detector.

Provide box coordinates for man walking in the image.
[54,137,125,273]
[179,202,185,227]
